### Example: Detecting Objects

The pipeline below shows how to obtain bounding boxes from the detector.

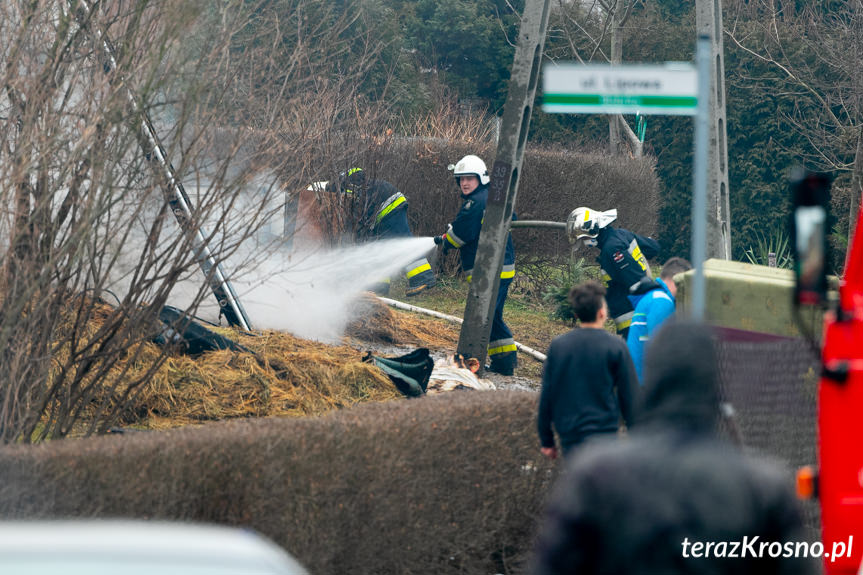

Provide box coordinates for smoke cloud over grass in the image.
[176,237,437,342]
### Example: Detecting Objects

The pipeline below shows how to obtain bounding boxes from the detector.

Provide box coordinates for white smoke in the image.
[101,164,438,342]
[172,236,437,342]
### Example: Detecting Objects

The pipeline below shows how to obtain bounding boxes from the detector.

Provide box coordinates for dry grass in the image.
[345,294,459,349]
[107,295,460,431]
[51,292,563,435]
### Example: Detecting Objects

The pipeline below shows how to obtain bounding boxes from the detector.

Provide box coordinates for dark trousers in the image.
[488,276,517,374]
[561,430,619,457]
[491,276,513,344]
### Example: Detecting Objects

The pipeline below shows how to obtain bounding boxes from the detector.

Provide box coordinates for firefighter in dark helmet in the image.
[433,154,518,376]
[339,168,436,297]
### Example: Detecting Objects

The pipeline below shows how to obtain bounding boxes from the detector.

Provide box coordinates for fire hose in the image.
[377,297,547,363]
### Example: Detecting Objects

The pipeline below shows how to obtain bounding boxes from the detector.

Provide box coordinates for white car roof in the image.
[0,520,307,575]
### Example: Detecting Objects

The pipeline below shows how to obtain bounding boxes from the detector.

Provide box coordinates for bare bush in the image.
[0,0,391,443]
[395,86,498,146]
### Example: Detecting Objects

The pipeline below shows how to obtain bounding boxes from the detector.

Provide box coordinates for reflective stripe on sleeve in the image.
[445,224,465,247]
[375,193,406,224]
[629,238,648,271]
[464,265,514,283]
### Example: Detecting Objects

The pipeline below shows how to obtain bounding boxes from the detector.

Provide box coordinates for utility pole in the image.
[696,0,732,259]
[456,0,551,367]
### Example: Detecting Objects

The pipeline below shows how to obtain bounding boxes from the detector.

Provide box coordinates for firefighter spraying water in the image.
[333,168,437,297]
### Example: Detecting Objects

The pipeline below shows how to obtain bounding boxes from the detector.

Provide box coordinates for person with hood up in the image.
[567,207,660,338]
[531,320,812,575]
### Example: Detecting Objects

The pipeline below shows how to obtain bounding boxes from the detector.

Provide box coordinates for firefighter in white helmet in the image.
[568,207,661,338]
[433,154,518,375]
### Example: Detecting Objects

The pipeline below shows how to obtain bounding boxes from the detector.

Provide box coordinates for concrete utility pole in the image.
[696,0,732,259]
[456,0,551,366]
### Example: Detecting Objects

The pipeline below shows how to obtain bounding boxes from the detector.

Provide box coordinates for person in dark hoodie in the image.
[531,320,812,575]
[537,281,637,458]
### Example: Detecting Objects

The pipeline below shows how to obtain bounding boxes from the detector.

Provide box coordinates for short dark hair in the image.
[660,257,692,280]
[568,281,606,323]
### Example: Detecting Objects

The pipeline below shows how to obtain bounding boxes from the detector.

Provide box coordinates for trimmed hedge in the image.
[0,391,557,575]
[371,140,660,264]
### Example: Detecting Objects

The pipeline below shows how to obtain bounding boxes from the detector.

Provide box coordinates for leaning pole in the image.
[69,0,252,330]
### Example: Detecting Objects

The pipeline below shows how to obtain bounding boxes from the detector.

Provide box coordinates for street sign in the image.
[543,63,698,116]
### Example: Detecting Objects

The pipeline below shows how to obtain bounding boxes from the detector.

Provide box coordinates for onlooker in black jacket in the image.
[532,320,812,575]
[537,281,637,458]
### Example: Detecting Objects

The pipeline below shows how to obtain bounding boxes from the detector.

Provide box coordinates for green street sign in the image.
[543,63,698,116]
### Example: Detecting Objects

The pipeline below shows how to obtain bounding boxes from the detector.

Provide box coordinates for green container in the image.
[674,259,829,338]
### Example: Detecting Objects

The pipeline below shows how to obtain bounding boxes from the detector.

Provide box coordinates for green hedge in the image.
[0,391,557,575]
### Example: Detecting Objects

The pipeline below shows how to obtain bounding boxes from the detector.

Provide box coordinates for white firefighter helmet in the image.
[449,155,490,185]
[566,207,618,245]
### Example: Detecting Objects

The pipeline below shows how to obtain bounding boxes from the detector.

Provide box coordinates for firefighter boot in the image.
[405,258,436,297]
[487,350,517,376]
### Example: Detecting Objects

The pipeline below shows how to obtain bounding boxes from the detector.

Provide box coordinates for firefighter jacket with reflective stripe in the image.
[358,179,435,292]
[357,179,411,240]
[444,184,515,281]
[596,226,660,329]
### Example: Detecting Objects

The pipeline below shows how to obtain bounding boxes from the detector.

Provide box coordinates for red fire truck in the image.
[793,171,863,573]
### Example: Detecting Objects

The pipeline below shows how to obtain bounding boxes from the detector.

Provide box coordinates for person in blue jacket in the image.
[626,257,692,384]
[434,154,518,375]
